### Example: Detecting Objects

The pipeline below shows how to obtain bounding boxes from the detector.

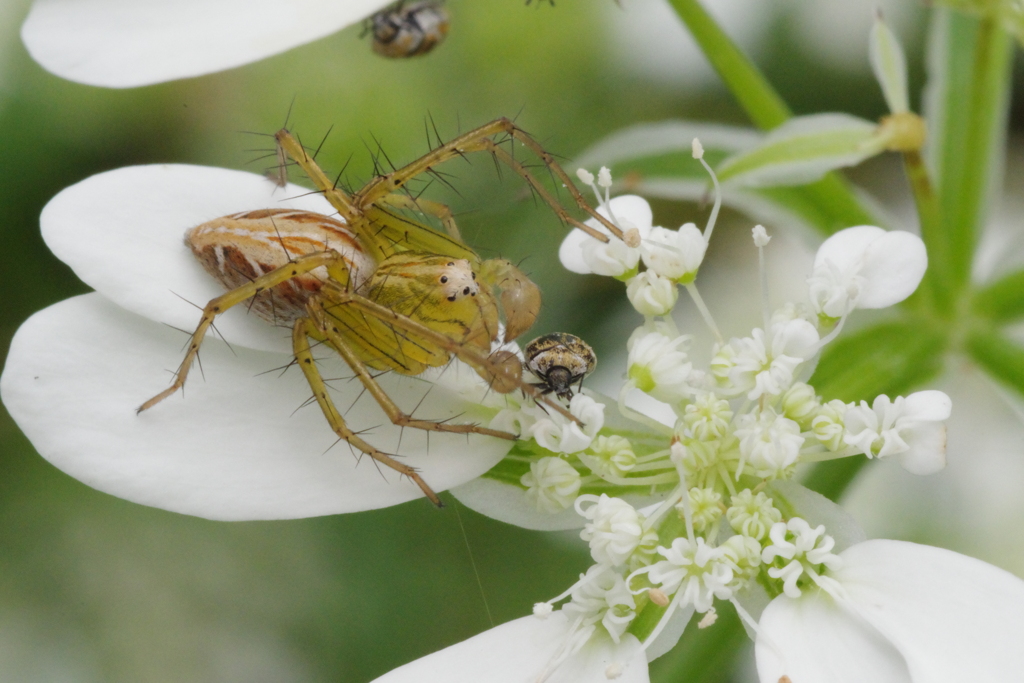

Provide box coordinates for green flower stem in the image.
[665,0,788,129]
[903,150,945,310]
[666,0,877,234]
[930,12,1013,316]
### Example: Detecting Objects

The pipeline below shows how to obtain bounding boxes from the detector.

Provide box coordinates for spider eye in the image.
[463,287,470,295]
[447,295,457,302]
[440,275,449,284]
[447,261,455,266]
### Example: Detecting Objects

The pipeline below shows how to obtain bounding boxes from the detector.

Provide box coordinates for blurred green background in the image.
[1,1,1022,681]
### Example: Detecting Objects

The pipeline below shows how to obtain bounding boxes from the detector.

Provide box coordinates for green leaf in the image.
[716,114,883,188]
[573,121,891,237]
[966,329,1024,396]
[971,270,1024,321]
[923,10,1013,314]
[573,120,760,177]
[810,320,947,402]
[870,14,911,114]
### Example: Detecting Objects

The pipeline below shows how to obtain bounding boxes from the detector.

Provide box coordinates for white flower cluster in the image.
[506,157,949,525]
[470,149,970,682]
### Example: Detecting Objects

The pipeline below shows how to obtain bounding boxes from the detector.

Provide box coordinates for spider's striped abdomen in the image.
[187,209,374,324]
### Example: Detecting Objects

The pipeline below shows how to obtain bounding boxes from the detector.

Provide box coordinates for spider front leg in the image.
[319,281,579,425]
[291,317,445,507]
[307,298,516,441]
[138,250,342,413]
[377,193,463,242]
[352,117,626,243]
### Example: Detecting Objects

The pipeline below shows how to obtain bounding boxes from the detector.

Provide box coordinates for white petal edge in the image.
[22,0,393,88]
[0,294,512,520]
[857,231,928,308]
[814,225,886,273]
[41,164,338,354]
[371,612,650,683]
[902,389,952,422]
[755,587,912,683]
[836,539,1024,682]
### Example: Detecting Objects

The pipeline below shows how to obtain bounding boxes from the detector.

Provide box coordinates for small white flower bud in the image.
[812,399,847,451]
[585,435,637,479]
[726,490,782,541]
[681,393,733,441]
[626,271,679,316]
[678,487,723,533]
[781,382,820,429]
[521,457,581,513]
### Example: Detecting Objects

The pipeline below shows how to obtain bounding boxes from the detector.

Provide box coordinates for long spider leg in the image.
[137,250,342,413]
[320,282,580,425]
[308,298,515,441]
[348,117,623,243]
[292,317,445,507]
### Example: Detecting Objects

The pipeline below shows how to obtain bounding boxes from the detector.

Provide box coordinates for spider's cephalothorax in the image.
[140,118,624,506]
[525,332,597,401]
[368,1,449,58]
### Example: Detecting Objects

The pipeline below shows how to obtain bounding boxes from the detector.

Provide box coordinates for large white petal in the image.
[41,164,336,354]
[837,539,1024,681]
[22,0,392,88]
[372,612,649,683]
[0,294,512,520]
[755,589,911,683]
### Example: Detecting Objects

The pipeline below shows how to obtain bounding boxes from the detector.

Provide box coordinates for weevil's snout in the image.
[545,367,575,400]
[438,259,480,302]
